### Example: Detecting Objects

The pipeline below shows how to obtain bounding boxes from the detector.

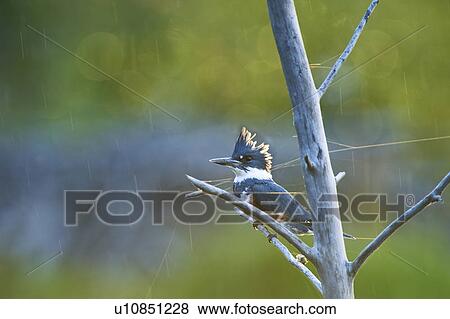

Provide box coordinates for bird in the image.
[209,127,355,239]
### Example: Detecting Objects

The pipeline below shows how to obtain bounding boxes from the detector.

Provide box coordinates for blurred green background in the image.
[0,0,449,298]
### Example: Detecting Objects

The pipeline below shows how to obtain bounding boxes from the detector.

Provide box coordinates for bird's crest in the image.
[233,127,272,171]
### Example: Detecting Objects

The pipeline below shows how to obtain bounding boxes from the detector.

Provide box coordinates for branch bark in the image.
[350,172,450,276]
[317,0,380,97]
[186,175,316,262]
[267,0,353,298]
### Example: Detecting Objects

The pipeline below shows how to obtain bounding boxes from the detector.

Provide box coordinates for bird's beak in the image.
[209,157,240,168]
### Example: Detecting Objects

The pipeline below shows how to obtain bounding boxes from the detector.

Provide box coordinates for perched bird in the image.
[210,127,354,239]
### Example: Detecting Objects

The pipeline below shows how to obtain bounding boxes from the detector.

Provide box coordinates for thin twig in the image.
[185,189,203,199]
[350,172,450,276]
[186,175,315,262]
[317,0,380,97]
[232,206,322,295]
[335,171,346,184]
[185,180,230,198]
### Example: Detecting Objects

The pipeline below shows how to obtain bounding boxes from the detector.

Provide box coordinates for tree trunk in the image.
[267,0,354,298]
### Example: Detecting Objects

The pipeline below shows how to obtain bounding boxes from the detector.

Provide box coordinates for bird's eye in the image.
[243,155,253,162]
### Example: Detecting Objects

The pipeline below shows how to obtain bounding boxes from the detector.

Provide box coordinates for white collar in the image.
[233,167,273,183]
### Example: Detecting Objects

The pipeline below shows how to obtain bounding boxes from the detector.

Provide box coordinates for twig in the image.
[232,205,322,295]
[317,0,380,97]
[186,180,231,198]
[350,172,450,275]
[185,189,203,199]
[335,171,346,184]
[186,175,315,262]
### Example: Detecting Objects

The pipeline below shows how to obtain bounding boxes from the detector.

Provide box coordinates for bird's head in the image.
[209,127,272,176]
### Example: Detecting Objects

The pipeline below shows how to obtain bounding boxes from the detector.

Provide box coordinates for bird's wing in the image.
[244,180,354,238]
[248,180,312,224]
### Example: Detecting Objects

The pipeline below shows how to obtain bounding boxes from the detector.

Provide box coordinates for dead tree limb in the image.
[186,175,316,262]
[186,176,322,293]
[350,172,450,275]
[185,177,322,293]
[317,0,380,97]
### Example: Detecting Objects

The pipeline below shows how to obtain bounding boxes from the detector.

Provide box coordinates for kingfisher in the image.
[210,127,354,239]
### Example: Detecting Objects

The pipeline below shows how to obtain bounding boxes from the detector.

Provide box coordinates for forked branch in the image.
[232,206,322,294]
[185,176,321,293]
[185,175,315,262]
[350,172,450,276]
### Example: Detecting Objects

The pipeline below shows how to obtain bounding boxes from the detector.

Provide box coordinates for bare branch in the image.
[232,206,322,295]
[185,189,203,199]
[186,180,231,198]
[186,182,322,294]
[335,171,346,184]
[350,172,450,276]
[317,0,380,97]
[185,175,316,262]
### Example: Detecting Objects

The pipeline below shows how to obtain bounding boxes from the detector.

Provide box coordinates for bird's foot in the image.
[267,233,277,243]
[252,221,261,230]
[296,254,308,265]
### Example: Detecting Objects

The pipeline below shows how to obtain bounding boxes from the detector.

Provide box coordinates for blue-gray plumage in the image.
[210,127,354,239]
[233,177,312,234]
